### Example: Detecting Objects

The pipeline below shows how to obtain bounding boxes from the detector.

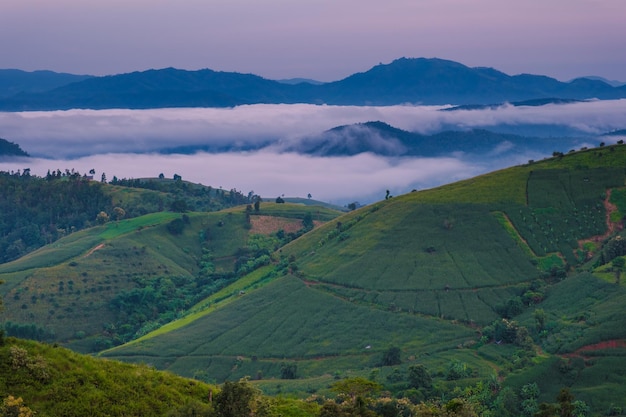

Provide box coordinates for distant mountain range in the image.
[0,69,92,98]
[1,58,625,110]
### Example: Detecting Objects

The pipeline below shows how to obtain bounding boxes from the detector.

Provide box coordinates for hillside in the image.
[0,201,341,352]
[0,138,29,158]
[0,172,253,264]
[283,121,574,157]
[100,144,626,414]
[0,69,92,98]
[0,337,217,416]
[1,58,625,110]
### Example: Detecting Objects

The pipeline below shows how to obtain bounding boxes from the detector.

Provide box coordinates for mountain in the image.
[0,138,29,158]
[94,144,626,413]
[0,69,92,98]
[1,58,625,110]
[276,77,325,85]
[281,121,573,157]
[578,75,625,87]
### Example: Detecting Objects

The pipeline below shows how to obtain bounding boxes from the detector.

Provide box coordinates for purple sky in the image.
[1,0,625,82]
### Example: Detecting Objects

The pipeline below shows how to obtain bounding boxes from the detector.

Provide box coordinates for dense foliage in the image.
[0,336,595,417]
[0,170,112,263]
[0,170,256,264]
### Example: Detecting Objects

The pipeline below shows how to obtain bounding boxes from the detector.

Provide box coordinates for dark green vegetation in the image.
[0,170,250,264]
[0,138,29,157]
[0,187,341,353]
[2,144,626,416]
[1,57,625,110]
[0,337,217,416]
[97,144,626,414]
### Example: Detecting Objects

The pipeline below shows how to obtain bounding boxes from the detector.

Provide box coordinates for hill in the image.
[0,172,253,264]
[0,337,218,416]
[282,121,574,157]
[1,58,625,110]
[0,200,342,352]
[0,138,29,158]
[100,144,626,414]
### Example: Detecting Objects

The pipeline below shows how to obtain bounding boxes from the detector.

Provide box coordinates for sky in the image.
[1,0,625,82]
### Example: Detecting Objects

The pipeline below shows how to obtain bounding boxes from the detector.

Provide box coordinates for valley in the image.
[2,144,625,415]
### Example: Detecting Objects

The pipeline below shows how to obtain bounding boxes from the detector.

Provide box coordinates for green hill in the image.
[0,202,341,353]
[100,145,626,413]
[0,337,217,416]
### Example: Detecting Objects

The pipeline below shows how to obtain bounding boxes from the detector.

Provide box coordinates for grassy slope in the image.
[0,337,215,417]
[1,204,340,348]
[102,145,626,412]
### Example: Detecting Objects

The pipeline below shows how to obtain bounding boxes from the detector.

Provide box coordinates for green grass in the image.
[103,275,478,380]
[1,204,338,349]
[0,338,215,417]
[4,144,626,415]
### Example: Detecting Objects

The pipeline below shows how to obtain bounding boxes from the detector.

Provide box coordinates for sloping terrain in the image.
[102,145,626,412]
[0,337,215,417]
[0,203,340,352]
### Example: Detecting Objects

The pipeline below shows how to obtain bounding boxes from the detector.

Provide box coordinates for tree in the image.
[112,207,126,221]
[101,172,107,183]
[280,362,297,379]
[254,196,261,212]
[170,199,189,213]
[159,173,165,179]
[96,211,110,225]
[302,212,314,230]
[408,364,432,390]
[275,196,285,204]
[380,346,401,366]
[612,257,625,284]
[307,193,312,199]
[214,379,258,417]
[557,388,575,417]
[331,377,381,403]
[533,309,546,332]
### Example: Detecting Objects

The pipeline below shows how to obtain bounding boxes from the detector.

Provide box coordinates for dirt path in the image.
[578,189,623,250]
[563,339,626,359]
[84,243,105,258]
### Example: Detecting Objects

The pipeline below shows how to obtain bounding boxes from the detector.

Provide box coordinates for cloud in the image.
[1,100,625,204]
[0,151,480,205]
[2,100,625,159]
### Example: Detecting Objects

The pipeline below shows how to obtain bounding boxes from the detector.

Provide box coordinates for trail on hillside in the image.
[578,189,623,251]
[84,243,105,257]
[563,339,626,359]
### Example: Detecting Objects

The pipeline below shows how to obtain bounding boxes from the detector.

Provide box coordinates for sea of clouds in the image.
[1,100,624,204]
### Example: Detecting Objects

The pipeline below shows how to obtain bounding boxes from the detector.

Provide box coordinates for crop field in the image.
[103,275,478,379]
[278,202,540,325]
[501,167,625,265]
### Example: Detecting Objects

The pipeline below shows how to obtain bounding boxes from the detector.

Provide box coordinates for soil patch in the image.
[250,215,321,235]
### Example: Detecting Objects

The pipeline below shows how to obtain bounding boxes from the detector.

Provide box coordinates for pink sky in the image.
[1,0,625,81]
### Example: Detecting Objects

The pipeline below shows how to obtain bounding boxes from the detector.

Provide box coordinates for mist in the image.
[1,100,624,204]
